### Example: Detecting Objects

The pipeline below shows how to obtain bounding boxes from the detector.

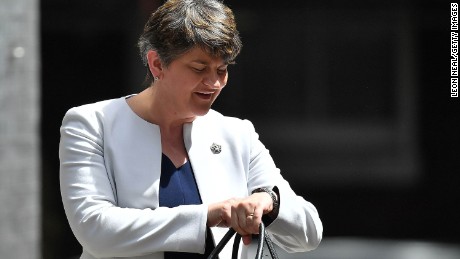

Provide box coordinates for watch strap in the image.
[252,187,279,219]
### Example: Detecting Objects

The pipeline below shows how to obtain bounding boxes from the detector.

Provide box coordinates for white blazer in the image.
[59,96,322,259]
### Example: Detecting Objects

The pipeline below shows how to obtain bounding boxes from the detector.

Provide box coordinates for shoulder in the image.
[60,96,127,135]
[64,97,125,119]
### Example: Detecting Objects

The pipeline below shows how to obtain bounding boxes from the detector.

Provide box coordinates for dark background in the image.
[40,0,459,258]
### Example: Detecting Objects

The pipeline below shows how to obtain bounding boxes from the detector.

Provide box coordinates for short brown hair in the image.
[138,0,242,84]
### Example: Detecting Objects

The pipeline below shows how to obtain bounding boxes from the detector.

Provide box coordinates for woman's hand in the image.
[207,198,239,228]
[207,193,274,245]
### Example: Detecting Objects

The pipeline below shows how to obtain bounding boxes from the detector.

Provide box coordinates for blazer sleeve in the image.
[59,106,208,258]
[244,119,323,252]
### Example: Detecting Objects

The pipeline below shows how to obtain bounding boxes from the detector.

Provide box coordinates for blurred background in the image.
[1,0,459,258]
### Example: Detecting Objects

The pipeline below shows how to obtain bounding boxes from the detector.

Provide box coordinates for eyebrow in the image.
[190,60,207,65]
[190,60,228,67]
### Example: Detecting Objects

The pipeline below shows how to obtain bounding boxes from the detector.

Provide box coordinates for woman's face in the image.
[159,47,229,119]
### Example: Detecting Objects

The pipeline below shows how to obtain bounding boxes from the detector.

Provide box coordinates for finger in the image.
[238,207,251,230]
[242,235,252,245]
[245,213,263,237]
[232,205,251,236]
[244,212,255,230]
[250,208,263,233]
[232,207,246,235]
[230,205,242,233]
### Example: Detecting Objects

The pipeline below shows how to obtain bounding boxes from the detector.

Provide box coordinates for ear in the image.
[146,50,163,78]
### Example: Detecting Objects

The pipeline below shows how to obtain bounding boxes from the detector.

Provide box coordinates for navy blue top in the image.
[159,154,215,258]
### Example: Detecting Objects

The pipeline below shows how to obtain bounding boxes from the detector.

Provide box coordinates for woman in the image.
[59,0,323,258]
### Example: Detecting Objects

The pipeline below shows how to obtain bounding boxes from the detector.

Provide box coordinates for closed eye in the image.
[217,65,228,75]
[192,67,205,73]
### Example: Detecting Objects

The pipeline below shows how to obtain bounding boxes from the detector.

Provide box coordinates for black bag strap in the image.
[207,222,279,259]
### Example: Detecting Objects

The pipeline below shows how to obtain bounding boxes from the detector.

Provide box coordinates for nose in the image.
[203,73,224,89]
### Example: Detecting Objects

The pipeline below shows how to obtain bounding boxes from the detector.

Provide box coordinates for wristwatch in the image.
[252,187,279,218]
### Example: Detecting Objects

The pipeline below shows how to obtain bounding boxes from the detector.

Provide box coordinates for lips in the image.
[194,91,214,100]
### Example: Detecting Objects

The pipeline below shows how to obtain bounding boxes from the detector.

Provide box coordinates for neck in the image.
[127,86,190,167]
[138,86,195,130]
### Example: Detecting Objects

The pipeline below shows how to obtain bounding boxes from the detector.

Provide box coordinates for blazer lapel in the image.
[183,118,231,204]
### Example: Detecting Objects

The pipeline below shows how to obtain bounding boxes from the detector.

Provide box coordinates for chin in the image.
[194,109,211,117]
[192,105,212,117]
